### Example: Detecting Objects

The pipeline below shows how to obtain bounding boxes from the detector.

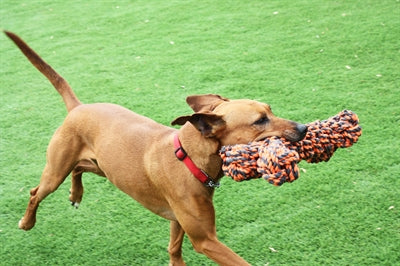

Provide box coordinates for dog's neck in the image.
[177,123,224,180]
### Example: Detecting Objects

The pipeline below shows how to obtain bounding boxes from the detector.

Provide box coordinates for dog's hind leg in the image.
[69,169,83,209]
[69,159,105,208]
[168,220,186,266]
[18,130,81,230]
[18,163,71,230]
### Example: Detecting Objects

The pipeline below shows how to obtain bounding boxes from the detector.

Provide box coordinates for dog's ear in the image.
[186,94,229,113]
[171,112,226,137]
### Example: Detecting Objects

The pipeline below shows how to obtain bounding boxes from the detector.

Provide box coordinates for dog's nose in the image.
[296,124,308,139]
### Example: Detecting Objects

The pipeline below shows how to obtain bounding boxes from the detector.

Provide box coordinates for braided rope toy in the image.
[219,110,362,186]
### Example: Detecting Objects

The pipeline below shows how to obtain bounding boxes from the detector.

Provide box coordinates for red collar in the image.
[173,134,219,188]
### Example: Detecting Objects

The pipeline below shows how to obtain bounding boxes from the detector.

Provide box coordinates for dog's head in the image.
[171,94,307,146]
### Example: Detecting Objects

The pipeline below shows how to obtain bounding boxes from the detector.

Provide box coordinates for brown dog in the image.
[5,31,307,265]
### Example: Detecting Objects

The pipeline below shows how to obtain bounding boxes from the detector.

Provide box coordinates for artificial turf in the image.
[0,1,399,265]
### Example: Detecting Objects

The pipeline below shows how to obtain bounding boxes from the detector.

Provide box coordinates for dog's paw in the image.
[18,218,24,229]
[70,201,80,209]
[18,218,33,231]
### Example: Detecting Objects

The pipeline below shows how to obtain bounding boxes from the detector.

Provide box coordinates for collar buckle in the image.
[200,170,220,188]
[206,180,220,188]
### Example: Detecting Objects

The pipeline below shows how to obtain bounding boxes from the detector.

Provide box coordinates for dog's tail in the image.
[4,31,81,112]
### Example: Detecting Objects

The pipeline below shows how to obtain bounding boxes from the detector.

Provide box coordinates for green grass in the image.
[1,1,399,265]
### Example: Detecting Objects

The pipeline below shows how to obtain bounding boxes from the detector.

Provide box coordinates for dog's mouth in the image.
[283,131,304,142]
[255,136,270,142]
[256,134,301,142]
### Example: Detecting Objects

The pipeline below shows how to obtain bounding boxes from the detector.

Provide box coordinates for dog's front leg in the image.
[168,220,186,266]
[173,197,250,266]
[189,235,250,266]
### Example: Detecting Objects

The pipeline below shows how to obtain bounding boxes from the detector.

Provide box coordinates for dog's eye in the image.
[254,116,269,125]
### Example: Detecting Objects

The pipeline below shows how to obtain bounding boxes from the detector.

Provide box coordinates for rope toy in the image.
[219,110,362,186]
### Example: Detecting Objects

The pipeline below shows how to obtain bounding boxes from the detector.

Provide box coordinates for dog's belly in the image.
[97,157,177,220]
